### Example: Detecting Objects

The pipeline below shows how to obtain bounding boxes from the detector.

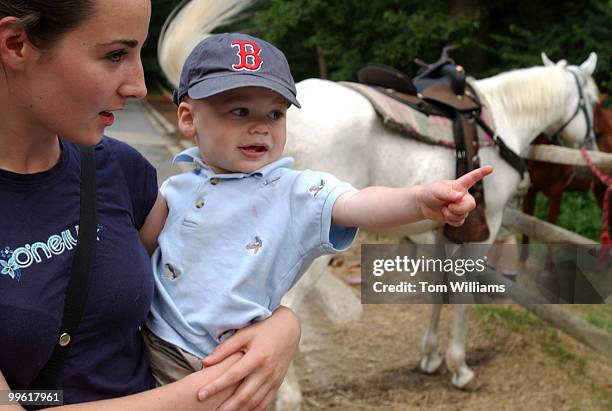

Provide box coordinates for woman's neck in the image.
[0,114,61,174]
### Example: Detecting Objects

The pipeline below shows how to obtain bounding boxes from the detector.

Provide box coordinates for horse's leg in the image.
[420,304,443,374]
[547,188,563,225]
[521,185,538,260]
[446,304,475,388]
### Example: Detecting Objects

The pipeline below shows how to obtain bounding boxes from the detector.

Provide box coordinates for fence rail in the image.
[526,144,612,170]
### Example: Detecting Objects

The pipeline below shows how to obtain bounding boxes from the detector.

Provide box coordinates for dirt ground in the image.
[147,96,612,411]
[293,239,612,411]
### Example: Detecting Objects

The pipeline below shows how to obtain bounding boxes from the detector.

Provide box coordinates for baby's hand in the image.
[417,165,493,226]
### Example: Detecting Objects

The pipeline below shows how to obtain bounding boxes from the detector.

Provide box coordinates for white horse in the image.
[157,0,600,400]
[282,53,598,389]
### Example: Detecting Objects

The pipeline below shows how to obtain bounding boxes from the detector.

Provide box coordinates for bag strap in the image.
[27,145,97,393]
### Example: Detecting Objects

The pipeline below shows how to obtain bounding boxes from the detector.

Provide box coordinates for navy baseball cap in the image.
[173,33,300,108]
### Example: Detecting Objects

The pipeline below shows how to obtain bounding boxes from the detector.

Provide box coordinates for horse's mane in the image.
[476,66,567,133]
[158,0,257,88]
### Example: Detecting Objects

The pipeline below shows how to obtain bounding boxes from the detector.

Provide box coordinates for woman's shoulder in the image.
[61,136,151,168]
[98,136,151,164]
[98,136,158,227]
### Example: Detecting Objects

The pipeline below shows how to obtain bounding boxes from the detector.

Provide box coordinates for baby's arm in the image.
[332,165,493,230]
[139,193,168,255]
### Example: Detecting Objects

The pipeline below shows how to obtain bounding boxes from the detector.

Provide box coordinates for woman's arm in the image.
[58,352,242,411]
[198,306,302,411]
[0,371,24,411]
[1,353,241,411]
[1,306,300,411]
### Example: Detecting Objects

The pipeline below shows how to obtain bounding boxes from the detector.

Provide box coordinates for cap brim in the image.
[187,74,301,108]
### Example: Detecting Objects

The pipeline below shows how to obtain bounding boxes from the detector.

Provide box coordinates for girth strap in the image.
[443,113,490,243]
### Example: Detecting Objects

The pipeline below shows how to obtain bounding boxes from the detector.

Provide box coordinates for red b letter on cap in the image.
[231,41,263,71]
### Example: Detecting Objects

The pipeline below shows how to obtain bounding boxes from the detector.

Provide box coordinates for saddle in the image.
[356,47,489,243]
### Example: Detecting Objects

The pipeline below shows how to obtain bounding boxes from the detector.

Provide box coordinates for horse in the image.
[282,54,599,389]
[522,93,612,249]
[157,0,600,398]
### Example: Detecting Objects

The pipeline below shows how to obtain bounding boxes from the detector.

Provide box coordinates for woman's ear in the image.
[0,16,30,71]
[177,101,197,140]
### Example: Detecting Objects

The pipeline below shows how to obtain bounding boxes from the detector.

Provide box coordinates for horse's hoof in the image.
[420,354,443,374]
[451,367,475,389]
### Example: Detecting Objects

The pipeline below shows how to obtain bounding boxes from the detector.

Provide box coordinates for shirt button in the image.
[58,332,71,347]
[210,177,219,185]
[195,198,205,209]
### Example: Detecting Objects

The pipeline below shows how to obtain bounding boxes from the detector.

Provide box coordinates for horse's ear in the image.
[541,52,555,67]
[580,52,597,76]
[556,59,567,68]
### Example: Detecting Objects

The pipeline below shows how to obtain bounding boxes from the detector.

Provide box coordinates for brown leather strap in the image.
[443,113,490,243]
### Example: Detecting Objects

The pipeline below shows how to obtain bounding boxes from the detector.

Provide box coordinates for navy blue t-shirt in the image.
[0,137,157,403]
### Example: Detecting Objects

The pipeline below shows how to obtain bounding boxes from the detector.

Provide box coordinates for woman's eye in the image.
[231,108,249,117]
[268,110,285,121]
[107,50,127,63]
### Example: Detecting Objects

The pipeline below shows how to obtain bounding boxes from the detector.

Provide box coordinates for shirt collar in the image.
[173,146,294,179]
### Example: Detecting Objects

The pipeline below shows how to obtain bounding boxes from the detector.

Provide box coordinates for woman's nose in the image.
[118,60,147,99]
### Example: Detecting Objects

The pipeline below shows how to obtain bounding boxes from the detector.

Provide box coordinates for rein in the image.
[580,147,612,245]
[546,69,596,149]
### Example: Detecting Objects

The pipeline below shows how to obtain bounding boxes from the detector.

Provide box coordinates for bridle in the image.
[546,68,597,150]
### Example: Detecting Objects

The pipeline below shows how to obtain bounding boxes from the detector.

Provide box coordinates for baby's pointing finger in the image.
[453,165,493,193]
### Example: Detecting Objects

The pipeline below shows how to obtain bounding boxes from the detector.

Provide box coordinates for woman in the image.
[0,1,300,410]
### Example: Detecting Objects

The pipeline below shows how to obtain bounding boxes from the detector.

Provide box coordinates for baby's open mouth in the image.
[239,145,268,153]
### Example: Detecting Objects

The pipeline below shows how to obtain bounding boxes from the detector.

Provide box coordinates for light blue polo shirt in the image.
[146,147,358,358]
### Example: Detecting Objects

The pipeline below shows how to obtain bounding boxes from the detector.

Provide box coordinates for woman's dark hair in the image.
[0,1,96,49]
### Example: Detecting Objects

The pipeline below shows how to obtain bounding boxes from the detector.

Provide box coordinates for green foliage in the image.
[147,0,610,91]
[230,0,480,81]
[484,0,612,92]
[145,0,185,88]
[534,191,602,241]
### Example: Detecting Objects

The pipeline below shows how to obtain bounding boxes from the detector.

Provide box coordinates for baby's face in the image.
[189,87,288,174]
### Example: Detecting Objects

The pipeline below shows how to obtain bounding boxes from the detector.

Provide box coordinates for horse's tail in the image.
[158,0,257,88]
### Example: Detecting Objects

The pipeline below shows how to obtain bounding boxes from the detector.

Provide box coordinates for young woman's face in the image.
[21,0,150,145]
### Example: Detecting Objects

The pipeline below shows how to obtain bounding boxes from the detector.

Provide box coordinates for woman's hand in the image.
[197,306,301,411]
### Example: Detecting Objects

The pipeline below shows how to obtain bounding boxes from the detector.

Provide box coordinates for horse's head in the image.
[541,52,600,149]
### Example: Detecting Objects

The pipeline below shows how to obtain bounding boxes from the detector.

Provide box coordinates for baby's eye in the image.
[107,50,127,63]
[268,110,285,121]
[230,108,249,117]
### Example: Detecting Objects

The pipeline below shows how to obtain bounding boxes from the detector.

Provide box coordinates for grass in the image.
[474,304,542,332]
[567,305,612,334]
[534,191,602,241]
[475,305,612,408]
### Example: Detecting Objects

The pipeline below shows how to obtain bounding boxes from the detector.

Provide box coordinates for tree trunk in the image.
[315,44,329,80]
[451,0,488,74]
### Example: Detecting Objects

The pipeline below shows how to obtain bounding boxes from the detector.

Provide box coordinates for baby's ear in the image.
[177,101,196,140]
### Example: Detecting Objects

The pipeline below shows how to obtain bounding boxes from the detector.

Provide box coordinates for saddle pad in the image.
[340,80,496,148]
